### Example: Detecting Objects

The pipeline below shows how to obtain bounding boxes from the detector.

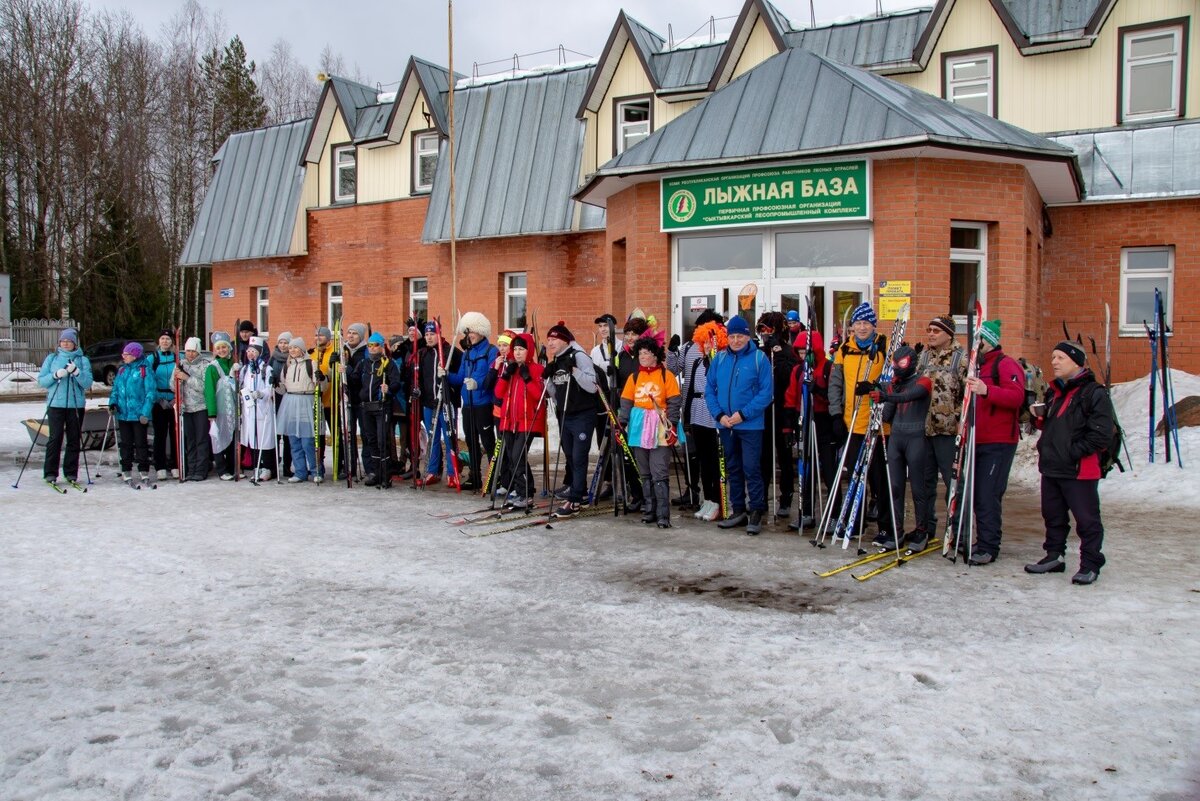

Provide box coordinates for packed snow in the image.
[2,376,1198,800]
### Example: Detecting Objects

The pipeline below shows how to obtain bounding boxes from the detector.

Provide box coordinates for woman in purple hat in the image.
[110,341,157,485]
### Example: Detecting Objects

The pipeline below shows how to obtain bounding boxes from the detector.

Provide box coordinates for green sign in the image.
[661,161,869,231]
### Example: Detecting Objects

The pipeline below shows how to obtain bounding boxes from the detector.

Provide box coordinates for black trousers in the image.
[117,419,150,473]
[922,434,959,534]
[972,443,1017,557]
[43,407,84,480]
[887,431,929,535]
[760,425,795,505]
[151,400,177,472]
[361,404,391,483]
[461,404,496,485]
[689,424,720,504]
[1041,476,1105,572]
[501,430,536,498]
[183,410,212,479]
[213,440,236,476]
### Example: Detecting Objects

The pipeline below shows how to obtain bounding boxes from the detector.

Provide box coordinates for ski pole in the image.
[96,404,114,477]
[13,379,62,489]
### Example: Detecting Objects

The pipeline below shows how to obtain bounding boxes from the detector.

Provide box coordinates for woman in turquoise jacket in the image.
[37,327,94,483]
[110,341,157,483]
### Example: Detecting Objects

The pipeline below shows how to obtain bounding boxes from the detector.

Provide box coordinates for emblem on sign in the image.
[666,189,697,223]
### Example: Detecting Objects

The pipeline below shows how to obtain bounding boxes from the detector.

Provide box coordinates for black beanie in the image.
[1054,340,1086,366]
[547,321,574,343]
[594,313,618,327]
[239,320,256,333]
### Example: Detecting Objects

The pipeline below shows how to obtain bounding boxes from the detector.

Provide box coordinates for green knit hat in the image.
[979,319,1001,347]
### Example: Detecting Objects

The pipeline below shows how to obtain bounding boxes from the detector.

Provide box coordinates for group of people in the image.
[36,301,1116,583]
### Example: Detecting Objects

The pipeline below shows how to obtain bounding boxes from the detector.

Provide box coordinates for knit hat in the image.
[1054,340,1087,366]
[511,332,535,352]
[786,310,801,323]
[288,337,306,350]
[249,336,265,350]
[726,316,751,336]
[348,323,368,339]
[388,334,404,348]
[424,321,438,334]
[315,326,332,339]
[850,302,877,325]
[276,331,293,344]
[239,320,256,333]
[211,331,232,346]
[159,328,175,341]
[367,332,386,346]
[123,341,144,359]
[622,318,648,335]
[979,320,1002,348]
[59,328,79,346]
[497,330,515,347]
[184,337,202,352]
[594,314,618,327]
[929,315,956,338]
[546,321,574,343]
[456,311,492,340]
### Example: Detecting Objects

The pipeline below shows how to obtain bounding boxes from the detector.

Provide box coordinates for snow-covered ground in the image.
[2,381,1198,800]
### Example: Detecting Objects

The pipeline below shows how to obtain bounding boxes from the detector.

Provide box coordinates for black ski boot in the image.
[746,510,764,535]
[1025,553,1066,574]
[654,480,672,528]
[641,479,657,524]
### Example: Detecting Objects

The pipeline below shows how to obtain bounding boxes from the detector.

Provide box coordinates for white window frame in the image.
[413,133,439,194]
[505,273,527,332]
[1121,23,1184,123]
[615,98,651,155]
[333,144,356,204]
[327,282,343,329]
[409,278,428,322]
[1119,246,1173,335]
[949,222,987,327]
[256,287,269,336]
[944,50,995,117]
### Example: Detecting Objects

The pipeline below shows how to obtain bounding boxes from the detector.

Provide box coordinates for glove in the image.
[328,352,339,364]
[832,416,848,443]
[410,384,421,399]
[436,365,446,379]
[209,419,218,439]
[53,368,68,379]
[868,390,882,403]
[65,361,79,375]
[109,403,120,415]
[499,362,514,379]
[231,362,240,374]
[315,370,327,382]
[668,334,681,353]
[464,378,478,391]
[138,415,149,425]
[665,425,678,447]
[459,336,470,351]
[854,380,875,397]
[518,364,532,383]
[269,373,280,387]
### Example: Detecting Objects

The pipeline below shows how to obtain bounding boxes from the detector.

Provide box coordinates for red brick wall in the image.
[1044,197,1199,382]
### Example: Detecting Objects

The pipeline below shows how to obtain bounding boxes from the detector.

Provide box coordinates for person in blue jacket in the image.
[147,329,180,479]
[37,327,94,484]
[705,315,775,534]
[446,311,499,491]
[110,341,158,482]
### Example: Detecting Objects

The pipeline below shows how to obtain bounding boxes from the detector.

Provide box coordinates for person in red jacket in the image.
[782,326,832,529]
[963,319,1026,565]
[493,333,546,510]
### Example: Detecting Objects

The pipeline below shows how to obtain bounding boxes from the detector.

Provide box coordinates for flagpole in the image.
[447,0,458,323]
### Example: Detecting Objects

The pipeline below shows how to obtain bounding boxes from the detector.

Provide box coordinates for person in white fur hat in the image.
[173,337,213,480]
[447,311,498,490]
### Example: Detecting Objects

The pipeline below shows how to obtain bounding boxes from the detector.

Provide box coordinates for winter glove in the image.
[436,365,447,379]
[269,373,280,387]
[464,378,478,391]
[315,370,327,382]
[138,415,149,425]
[410,384,421,399]
[831,416,848,443]
[109,403,120,415]
[53,368,68,379]
[668,334,681,353]
[854,380,876,397]
[65,361,79,375]
[518,364,532,383]
[459,336,470,351]
[328,352,339,364]
[499,362,513,379]
[209,419,218,439]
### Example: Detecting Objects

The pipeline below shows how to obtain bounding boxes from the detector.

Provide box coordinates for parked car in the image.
[85,338,158,386]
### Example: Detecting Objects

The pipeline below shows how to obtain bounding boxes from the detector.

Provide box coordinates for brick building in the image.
[182,0,1197,381]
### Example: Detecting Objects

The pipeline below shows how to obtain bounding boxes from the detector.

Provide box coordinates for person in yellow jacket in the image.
[827,302,893,543]
[308,325,343,478]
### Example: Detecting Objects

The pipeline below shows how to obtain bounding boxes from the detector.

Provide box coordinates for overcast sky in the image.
[86,0,926,89]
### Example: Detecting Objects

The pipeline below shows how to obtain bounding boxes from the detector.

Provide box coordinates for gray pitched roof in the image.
[625,14,666,60]
[649,43,725,91]
[423,64,605,242]
[328,76,379,137]
[1051,120,1200,201]
[411,57,457,134]
[998,0,1109,39]
[180,119,311,266]
[784,9,933,69]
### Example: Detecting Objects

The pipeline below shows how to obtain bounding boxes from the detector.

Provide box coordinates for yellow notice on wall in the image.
[878,280,911,320]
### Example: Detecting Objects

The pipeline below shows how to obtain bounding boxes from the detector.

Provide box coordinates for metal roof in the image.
[998,0,1107,39]
[412,57,456,134]
[180,119,311,266]
[650,43,725,91]
[329,76,379,137]
[355,103,392,142]
[594,45,1071,175]
[625,14,666,61]
[784,9,933,68]
[423,64,605,242]
[1050,120,1200,201]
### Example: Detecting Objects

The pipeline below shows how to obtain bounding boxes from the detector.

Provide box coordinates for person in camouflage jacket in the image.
[918,315,967,537]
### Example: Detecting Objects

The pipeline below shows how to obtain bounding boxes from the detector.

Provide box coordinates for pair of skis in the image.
[814,539,942,580]
[1146,288,1183,466]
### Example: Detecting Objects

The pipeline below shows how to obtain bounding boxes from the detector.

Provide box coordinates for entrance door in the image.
[675,283,761,344]
[810,282,869,348]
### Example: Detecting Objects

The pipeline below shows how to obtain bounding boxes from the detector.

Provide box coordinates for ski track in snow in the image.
[1,393,1199,801]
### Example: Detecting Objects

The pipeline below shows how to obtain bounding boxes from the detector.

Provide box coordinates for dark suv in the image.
[85,338,158,386]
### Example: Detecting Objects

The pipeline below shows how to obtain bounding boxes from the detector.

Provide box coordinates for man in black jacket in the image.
[1026,341,1115,585]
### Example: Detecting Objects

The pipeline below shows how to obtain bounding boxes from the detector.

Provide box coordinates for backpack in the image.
[1099,424,1125,477]
[990,354,1044,435]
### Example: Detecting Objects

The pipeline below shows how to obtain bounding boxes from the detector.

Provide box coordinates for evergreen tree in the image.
[202,35,268,155]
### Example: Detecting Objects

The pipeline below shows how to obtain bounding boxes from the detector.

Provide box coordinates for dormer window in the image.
[413,131,439,194]
[943,49,996,117]
[615,97,651,155]
[1119,20,1186,123]
[333,144,356,204]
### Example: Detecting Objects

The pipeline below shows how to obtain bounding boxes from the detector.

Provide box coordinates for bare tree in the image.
[261,38,319,124]
[318,42,371,85]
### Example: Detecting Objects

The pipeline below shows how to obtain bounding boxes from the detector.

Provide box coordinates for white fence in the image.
[1,319,78,395]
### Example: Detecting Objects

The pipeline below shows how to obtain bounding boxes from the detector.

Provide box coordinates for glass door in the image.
[816,282,869,349]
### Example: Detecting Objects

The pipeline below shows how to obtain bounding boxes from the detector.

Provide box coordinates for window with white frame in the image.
[413,132,439,194]
[1120,246,1173,333]
[505,273,527,331]
[1121,22,1185,122]
[949,223,987,323]
[333,145,356,203]
[615,98,651,155]
[327,282,343,329]
[409,278,428,323]
[256,287,269,335]
[944,50,995,117]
